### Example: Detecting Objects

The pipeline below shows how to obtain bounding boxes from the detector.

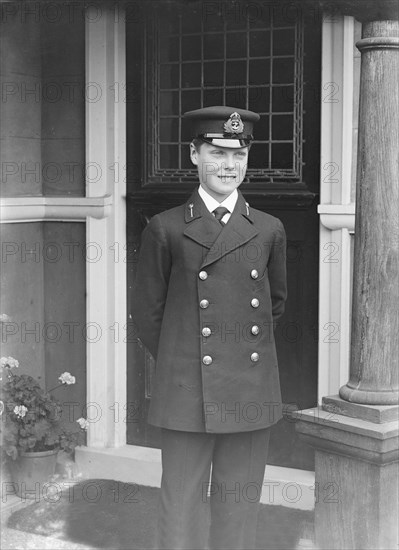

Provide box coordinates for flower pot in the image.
[8,449,58,499]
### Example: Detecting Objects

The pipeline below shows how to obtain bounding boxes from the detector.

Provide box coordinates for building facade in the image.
[1,2,397,536]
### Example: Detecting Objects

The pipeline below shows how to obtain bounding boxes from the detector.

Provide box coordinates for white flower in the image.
[58,372,76,385]
[0,314,11,323]
[76,417,89,430]
[14,405,28,418]
[0,356,19,369]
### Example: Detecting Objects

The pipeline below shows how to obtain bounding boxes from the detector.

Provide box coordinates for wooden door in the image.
[126,1,321,470]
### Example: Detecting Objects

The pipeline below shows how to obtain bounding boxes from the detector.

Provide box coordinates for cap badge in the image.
[224,112,244,134]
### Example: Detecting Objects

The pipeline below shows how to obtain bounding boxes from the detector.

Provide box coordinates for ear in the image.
[190,142,198,166]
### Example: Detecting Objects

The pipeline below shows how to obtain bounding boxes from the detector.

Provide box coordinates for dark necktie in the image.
[213,206,229,226]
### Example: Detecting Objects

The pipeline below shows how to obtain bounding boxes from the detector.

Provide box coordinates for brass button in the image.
[251,352,259,362]
[251,269,259,279]
[202,327,211,337]
[251,298,259,308]
[200,299,209,309]
[202,355,213,365]
[251,325,260,335]
[199,271,208,280]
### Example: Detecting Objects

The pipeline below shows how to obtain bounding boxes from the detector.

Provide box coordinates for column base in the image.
[323,394,399,423]
[295,406,399,549]
[339,384,399,406]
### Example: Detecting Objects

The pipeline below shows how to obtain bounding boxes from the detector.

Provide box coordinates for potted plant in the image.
[0,356,88,498]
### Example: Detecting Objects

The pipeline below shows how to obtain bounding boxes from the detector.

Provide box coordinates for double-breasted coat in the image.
[133,189,287,434]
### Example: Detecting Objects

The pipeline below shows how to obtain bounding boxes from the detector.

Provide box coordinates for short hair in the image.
[191,138,205,152]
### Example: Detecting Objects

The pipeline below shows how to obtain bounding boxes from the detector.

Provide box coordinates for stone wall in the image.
[1,4,86,422]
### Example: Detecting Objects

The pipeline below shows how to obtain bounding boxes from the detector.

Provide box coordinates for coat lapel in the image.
[183,190,222,249]
[183,189,259,267]
[201,192,259,268]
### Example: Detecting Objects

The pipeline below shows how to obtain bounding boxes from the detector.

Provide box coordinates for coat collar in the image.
[184,188,253,224]
[183,189,258,268]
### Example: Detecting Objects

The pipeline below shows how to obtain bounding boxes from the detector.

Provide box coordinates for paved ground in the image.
[1,479,315,550]
[1,528,96,550]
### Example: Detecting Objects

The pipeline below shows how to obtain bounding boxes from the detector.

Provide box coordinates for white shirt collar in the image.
[198,186,238,214]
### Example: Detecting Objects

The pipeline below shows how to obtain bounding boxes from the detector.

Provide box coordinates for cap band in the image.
[199,136,251,148]
[199,133,253,140]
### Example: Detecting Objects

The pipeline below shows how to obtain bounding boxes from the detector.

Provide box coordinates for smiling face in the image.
[190,141,249,202]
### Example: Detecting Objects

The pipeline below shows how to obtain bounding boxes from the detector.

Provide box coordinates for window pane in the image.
[160,91,179,115]
[181,90,201,112]
[249,59,270,85]
[248,86,270,113]
[273,58,295,84]
[271,143,293,169]
[249,143,269,168]
[249,30,270,57]
[204,34,224,59]
[256,114,270,140]
[204,61,224,87]
[272,86,294,112]
[225,15,246,32]
[160,118,179,142]
[182,10,202,33]
[203,88,224,106]
[160,36,180,62]
[182,35,201,60]
[181,119,193,141]
[273,29,295,55]
[249,14,270,30]
[272,115,293,141]
[203,11,224,32]
[182,63,201,88]
[160,64,179,89]
[225,87,247,109]
[160,145,178,168]
[226,32,247,58]
[226,60,246,86]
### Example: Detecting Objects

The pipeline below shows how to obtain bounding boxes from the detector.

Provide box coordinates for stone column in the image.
[295,9,399,550]
[339,20,399,406]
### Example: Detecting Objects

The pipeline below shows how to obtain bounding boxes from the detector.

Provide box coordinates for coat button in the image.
[251,298,259,308]
[251,269,259,279]
[202,355,213,365]
[200,299,209,309]
[251,352,259,362]
[199,271,208,280]
[251,325,260,335]
[202,327,211,337]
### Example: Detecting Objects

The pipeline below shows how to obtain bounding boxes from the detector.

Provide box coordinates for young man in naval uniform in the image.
[133,106,287,550]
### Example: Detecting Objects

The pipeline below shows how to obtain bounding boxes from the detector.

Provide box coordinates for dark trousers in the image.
[157,427,271,550]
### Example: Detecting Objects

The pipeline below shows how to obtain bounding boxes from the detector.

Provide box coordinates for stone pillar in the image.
[295,10,399,550]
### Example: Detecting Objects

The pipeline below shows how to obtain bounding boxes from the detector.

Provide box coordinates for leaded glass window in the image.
[144,2,304,185]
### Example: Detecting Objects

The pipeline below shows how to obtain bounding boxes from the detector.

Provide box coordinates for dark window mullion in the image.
[201,15,204,107]
[269,14,274,169]
[178,14,182,169]
[246,15,250,110]
[155,14,160,172]
[223,19,226,104]
[294,20,298,175]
